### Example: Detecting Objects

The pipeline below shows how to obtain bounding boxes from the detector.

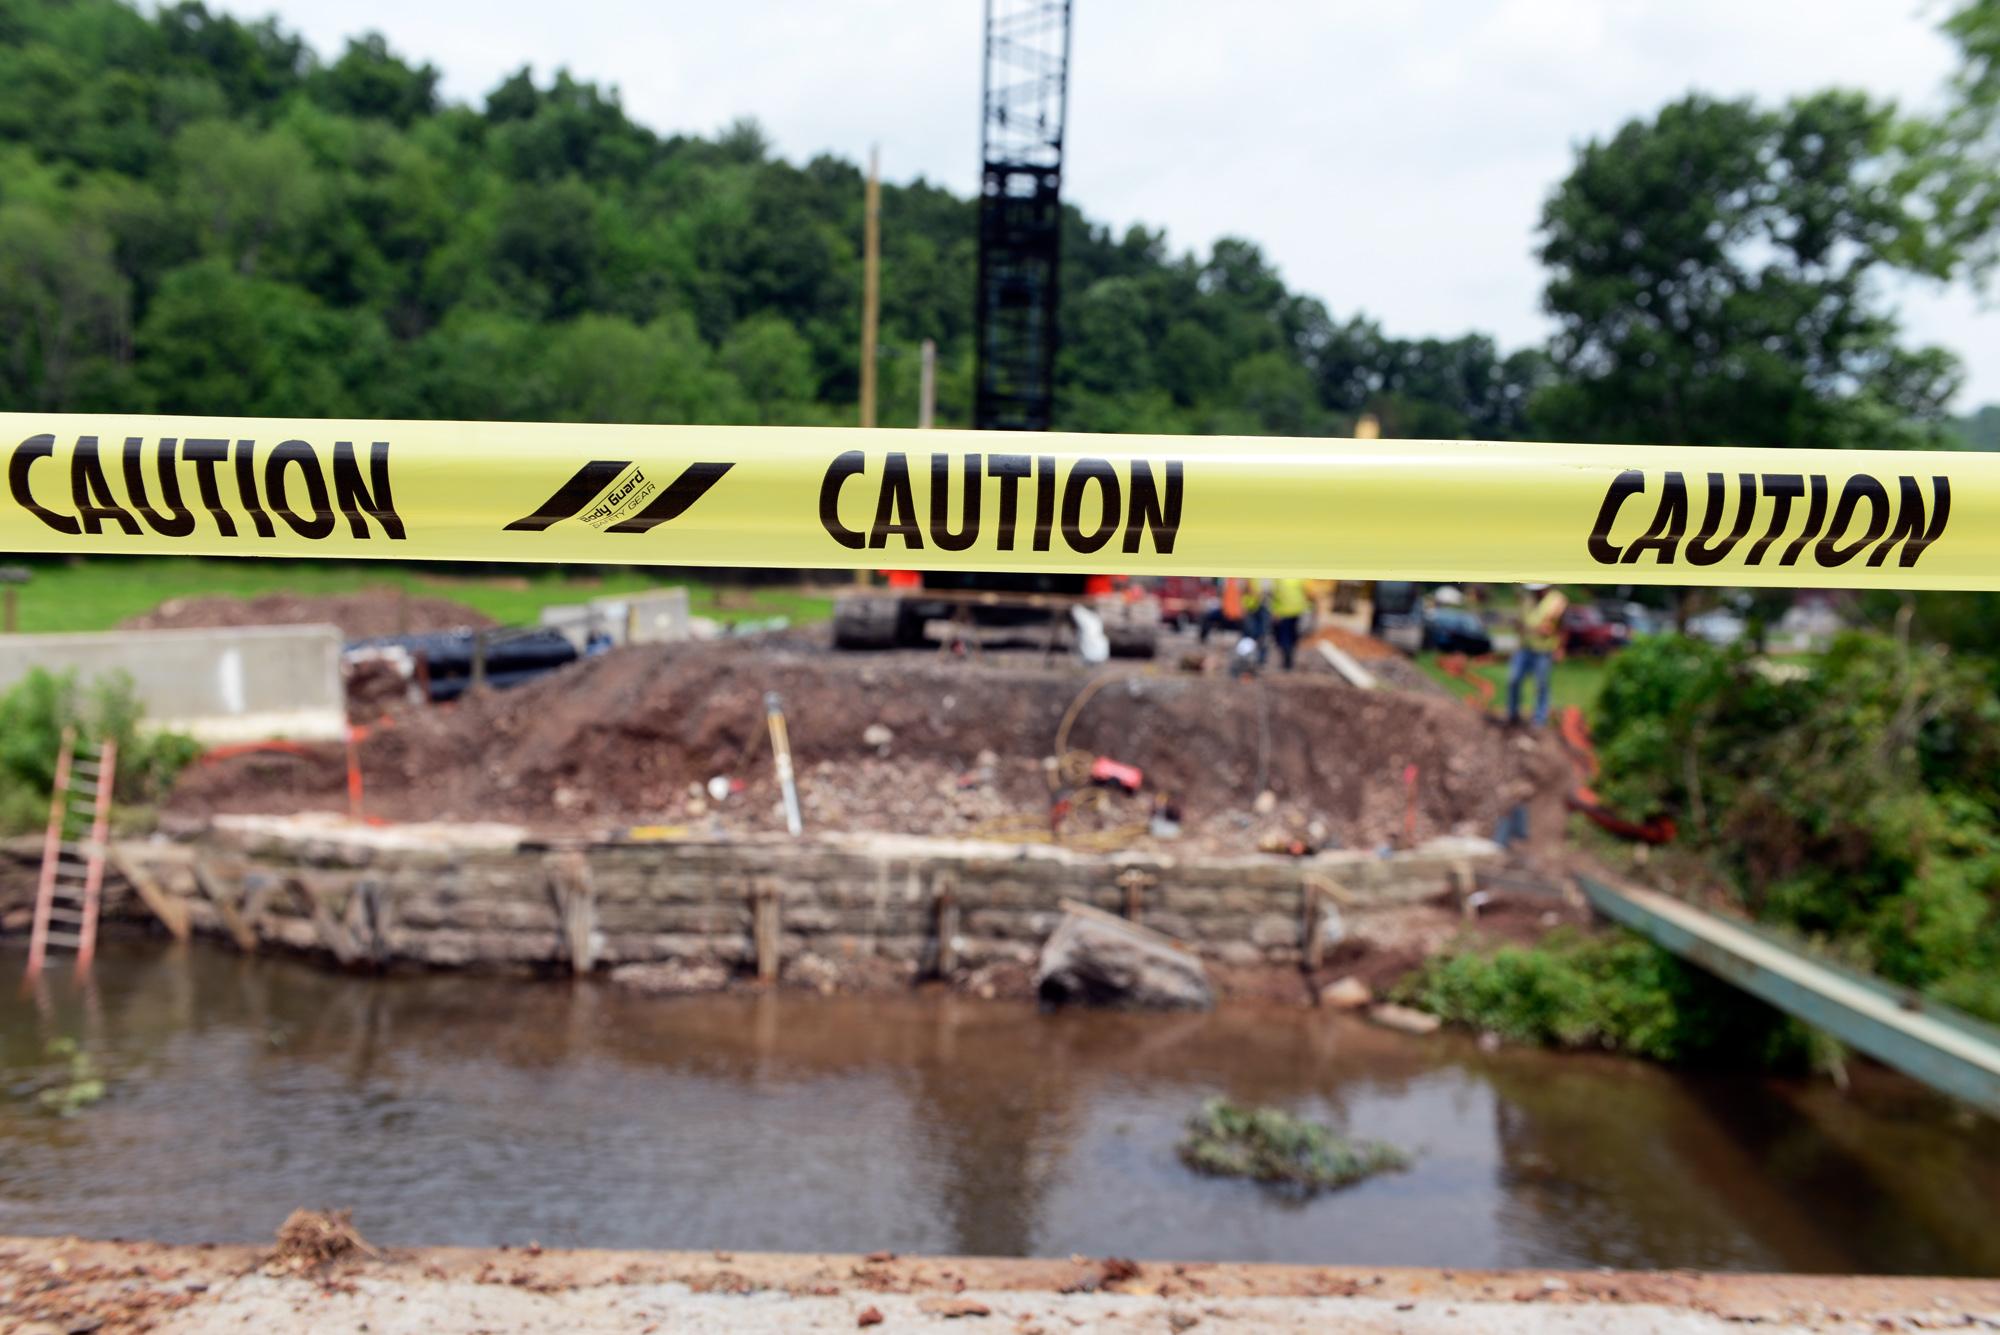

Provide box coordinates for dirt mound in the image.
[169,642,1572,855]
[122,589,495,640]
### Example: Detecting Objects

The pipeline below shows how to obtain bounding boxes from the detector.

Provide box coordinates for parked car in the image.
[1148,576,1214,629]
[1686,608,1747,647]
[1422,606,1492,655]
[1560,604,1620,656]
[1601,600,1663,639]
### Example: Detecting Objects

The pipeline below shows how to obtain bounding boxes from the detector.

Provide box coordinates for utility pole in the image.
[919,338,936,428]
[860,146,881,429]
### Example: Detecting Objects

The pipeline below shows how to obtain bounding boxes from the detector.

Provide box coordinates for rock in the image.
[1320,976,1372,1010]
[863,723,894,752]
[1036,904,1213,1011]
[1368,1002,1442,1036]
[1253,790,1278,815]
[606,961,731,995]
[917,1297,992,1318]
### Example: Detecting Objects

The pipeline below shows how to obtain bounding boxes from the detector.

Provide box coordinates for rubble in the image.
[167,641,1573,860]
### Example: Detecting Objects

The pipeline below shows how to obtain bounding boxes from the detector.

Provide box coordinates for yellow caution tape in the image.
[1,412,1989,589]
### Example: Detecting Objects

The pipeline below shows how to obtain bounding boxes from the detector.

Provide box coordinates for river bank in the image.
[6,1233,1998,1333]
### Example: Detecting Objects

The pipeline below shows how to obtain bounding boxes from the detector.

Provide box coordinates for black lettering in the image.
[989,454,1030,552]
[868,452,923,549]
[70,436,140,535]
[1779,474,1828,566]
[123,437,195,537]
[8,433,79,534]
[1815,476,1891,567]
[264,440,336,539]
[1124,460,1182,555]
[1061,458,1121,555]
[1745,474,1804,566]
[1032,456,1056,552]
[182,438,235,536]
[1685,472,1756,566]
[819,450,867,549]
[331,442,406,540]
[1870,476,1951,569]
[232,439,275,538]
[1620,470,1686,564]
[928,454,981,552]
[1586,469,1644,564]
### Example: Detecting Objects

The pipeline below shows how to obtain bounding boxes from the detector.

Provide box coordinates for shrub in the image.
[1398,929,1824,1068]
[0,669,201,835]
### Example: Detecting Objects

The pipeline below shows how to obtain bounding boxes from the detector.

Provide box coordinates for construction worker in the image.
[1507,582,1568,728]
[1269,577,1309,670]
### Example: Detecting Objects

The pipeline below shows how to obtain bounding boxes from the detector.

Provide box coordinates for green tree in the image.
[1535,92,1962,451]
[0,202,130,408]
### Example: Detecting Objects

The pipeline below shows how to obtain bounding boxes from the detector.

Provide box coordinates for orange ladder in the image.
[24,727,117,983]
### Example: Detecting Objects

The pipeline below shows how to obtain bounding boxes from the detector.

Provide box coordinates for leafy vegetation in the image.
[1177,1098,1408,1192]
[1590,632,2000,1024]
[1400,929,1821,1067]
[0,667,200,833]
[31,1037,106,1117]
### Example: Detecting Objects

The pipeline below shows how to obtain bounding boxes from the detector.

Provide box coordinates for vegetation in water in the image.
[1177,1098,1409,1193]
[33,1037,107,1117]
[0,668,201,835]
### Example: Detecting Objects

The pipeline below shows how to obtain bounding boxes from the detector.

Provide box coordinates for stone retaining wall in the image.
[10,816,1501,979]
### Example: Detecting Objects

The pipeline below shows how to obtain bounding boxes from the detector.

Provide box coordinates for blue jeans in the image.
[1506,648,1554,726]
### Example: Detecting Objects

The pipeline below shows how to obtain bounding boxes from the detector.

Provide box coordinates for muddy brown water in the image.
[3,942,1998,1274]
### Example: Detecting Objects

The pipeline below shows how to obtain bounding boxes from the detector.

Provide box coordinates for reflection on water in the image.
[2,941,1997,1272]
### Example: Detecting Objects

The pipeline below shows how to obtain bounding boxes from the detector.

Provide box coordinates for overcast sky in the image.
[212,0,2000,409]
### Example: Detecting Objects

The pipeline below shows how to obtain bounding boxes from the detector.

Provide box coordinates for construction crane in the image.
[973,0,1071,433]
[833,0,1160,656]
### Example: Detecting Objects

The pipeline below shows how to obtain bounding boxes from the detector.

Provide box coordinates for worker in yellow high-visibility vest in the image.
[1507,582,1569,728]
[1243,577,1310,670]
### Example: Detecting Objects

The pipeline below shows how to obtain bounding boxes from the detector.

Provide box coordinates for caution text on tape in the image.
[1,413,1987,590]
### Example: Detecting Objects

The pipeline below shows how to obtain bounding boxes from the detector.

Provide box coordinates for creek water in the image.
[2,941,1997,1273]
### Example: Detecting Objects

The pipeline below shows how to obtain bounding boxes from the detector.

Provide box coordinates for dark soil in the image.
[167,640,1574,858]
[120,589,494,640]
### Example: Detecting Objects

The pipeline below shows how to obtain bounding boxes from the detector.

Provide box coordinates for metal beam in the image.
[1579,875,2000,1113]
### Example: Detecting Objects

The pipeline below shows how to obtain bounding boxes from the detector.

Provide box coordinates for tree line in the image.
[2,0,1990,452]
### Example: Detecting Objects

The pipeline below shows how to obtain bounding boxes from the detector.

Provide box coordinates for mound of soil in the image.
[168,642,1572,856]
[121,588,495,640]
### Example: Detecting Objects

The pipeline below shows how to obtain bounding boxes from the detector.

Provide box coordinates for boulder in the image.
[1036,901,1213,1011]
[1367,1002,1442,1036]
[1319,976,1373,1010]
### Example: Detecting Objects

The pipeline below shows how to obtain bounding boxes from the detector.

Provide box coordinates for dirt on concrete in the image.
[166,640,1573,858]
[120,588,495,640]
[5,1234,1994,1334]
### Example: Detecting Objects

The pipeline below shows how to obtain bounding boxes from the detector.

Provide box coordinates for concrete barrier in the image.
[0,625,345,742]
[540,586,691,651]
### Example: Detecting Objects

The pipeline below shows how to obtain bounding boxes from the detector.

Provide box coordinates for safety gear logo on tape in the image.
[3,413,1992,589]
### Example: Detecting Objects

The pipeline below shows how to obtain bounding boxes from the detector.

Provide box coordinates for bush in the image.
[0,669,201,835]
[1592,632,2000,1025]
[1177,1098,1408,1192]
[1399,929,1824,1068]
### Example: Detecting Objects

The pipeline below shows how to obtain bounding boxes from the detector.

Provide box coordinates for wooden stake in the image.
[753,886,781,983]
[859,145,881,429]
[934,875,958,978]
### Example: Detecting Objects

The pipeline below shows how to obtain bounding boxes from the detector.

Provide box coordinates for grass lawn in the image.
[1413,650,1612,718]
[0,557,833,634]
